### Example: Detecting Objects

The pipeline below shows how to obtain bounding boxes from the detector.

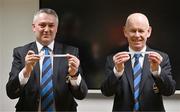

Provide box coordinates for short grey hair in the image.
[33,8,59,24]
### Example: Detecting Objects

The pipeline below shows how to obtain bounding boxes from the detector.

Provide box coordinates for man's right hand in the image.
[113,52,130,72]
[23,50,40,78]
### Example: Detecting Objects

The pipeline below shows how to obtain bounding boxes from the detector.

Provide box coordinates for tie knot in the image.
[42,46,50,55]
[134,53,141,59]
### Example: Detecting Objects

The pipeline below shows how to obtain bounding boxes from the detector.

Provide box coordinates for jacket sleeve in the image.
[6,47,25,99]
[101,56,123,96]
[153,52,176,96]
[69,47,88,100]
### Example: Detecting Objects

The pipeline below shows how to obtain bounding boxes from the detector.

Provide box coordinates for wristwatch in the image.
[70,72,79,78]
[66,72,79,83]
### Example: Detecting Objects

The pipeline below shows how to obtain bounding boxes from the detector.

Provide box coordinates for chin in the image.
[132,45,143,51]
[135,47,143,51]
[42,40,51,45]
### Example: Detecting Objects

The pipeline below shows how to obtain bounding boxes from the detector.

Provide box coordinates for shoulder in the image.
[54,41,79,55]
[147,47,169,58]
[63,43,78,51]
[55,41,78,50]
[13,42,36,56]
[14,42,35,50]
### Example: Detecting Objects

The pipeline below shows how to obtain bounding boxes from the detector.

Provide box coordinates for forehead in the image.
[126,16,149,30]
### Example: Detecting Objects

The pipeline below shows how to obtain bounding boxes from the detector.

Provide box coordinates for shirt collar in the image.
[129,46,147,58]
[36,40,54,53]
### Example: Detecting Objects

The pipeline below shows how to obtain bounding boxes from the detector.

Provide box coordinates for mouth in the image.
[42,34,51,38]
[131,40,143,47]
[43,33,50,36]
[133,40,141,43]
[132,38,143,43]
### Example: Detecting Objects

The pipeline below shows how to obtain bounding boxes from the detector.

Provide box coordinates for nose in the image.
[44,25,50,32]
[135,31,140,37]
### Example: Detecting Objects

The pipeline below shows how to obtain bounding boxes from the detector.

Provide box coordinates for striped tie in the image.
[133,54,142,111]
[41,47,54,111]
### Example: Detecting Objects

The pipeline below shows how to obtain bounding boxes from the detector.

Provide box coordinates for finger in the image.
[114,54,130,64]
[68,65,78,75]
[67,54,80,63]
[69,64,77,71]
[66,54,78,59]
[149,53,162,63]
[27,50,35,55]
[149,52,162,59]
[114,51,129,58]
[117,56,130,63]
[115,55,130,61]
[68,60,79,68]
[31,56,41,62]
[113,52,129,62]
[26,50,36,59]
[27,55,40,63]
[149,56,161,64]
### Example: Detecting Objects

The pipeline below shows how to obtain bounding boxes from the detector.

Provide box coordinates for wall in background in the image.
[0,0,3,110]
[0,0,38,111]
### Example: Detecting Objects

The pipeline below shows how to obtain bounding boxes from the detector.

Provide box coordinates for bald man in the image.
[101,13,176,111]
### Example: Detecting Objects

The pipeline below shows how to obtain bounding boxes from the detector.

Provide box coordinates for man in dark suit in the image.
[6,8,88,111]
[101,13,176,111]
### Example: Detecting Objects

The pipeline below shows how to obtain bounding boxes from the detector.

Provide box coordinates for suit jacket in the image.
[101,47,176,111]
[6,41,88,111]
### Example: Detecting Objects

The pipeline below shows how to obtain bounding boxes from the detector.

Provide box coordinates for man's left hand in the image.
[148,51,163,72]
[67,54,80,76]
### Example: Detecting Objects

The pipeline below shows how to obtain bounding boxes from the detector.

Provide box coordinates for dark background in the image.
[40,0,180,90]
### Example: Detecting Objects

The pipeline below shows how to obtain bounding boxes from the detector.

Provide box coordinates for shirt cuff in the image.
[113,67,124,78]
[18,70,30,85]
[70,73,81,86]
[151,66,161,77]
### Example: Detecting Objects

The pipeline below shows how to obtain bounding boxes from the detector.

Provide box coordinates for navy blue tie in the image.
[133,54,142,111]
[41,47,54,111]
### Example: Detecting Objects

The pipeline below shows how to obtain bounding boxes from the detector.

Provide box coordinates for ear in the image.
[123,26,128,39]
[32,23,35,32]
[147,26,152,38]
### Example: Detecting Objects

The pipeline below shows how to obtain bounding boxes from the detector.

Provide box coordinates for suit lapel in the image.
[30,42,40,93]
[125,59,134,93]
[29,42,39,54]
[33,62,40,92]
[139,48,152,94]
